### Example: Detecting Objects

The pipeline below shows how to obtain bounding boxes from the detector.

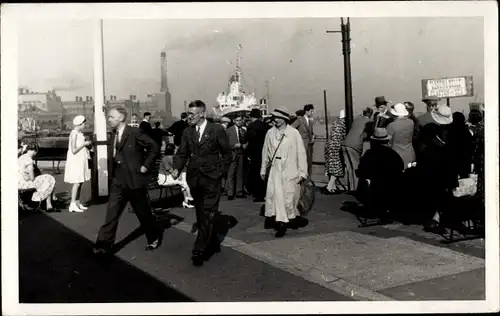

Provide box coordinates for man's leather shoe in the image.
[192,252,204,267]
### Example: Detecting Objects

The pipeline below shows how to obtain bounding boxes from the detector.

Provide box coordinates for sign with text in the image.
[422,76,474,99]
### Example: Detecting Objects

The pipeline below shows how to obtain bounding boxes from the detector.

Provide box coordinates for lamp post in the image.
[326,17,354,132]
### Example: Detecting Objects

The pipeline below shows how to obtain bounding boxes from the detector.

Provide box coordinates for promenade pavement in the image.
[18,165,485,303]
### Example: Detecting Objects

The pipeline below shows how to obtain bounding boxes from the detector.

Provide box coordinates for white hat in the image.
[390,103,409,117]
[339,109,346,118]
[431,104,453,125]
[270,107,291,121]
[370,127,392,141]
[73,115,86,126]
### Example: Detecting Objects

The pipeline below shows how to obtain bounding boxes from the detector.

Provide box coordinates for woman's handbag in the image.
[264,134,285,182]
[298,179,315,215]
[452,174,478,198]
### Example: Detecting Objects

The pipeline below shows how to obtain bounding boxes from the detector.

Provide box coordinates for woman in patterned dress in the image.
[18,142,59,212]
[323,110,347,194]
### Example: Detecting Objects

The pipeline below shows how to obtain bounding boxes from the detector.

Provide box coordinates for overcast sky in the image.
[18,17,484,116]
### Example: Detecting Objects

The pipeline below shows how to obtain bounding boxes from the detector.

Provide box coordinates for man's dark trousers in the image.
[96,163,158,250]
[188,173,222,254]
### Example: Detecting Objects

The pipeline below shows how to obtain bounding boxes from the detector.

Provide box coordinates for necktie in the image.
[238,127,244,144]
[196,126,200,142]
[113,130,120,157]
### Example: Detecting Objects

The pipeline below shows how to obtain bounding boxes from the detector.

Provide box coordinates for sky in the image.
[17,17,484,117]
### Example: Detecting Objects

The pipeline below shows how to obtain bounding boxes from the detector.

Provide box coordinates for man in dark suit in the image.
[94,106,161,256]
[291,104,315,178]
[139,112,153,137]
[244,109,270,202]
[167,112,190,149]
[373,96,393,128]
[225,114,247,200]
[172,100,232,267]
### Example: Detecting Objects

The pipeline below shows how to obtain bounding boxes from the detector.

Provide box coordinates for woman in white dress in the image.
[64,115,92,212]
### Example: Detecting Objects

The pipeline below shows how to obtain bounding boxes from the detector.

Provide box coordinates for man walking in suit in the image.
[94,106,161,256]
[342,107,373,193]
[291,104,315,179]
[244,109,270,202]
[225,114,247,199]
[139,112,153,137]
[172,100,232,267]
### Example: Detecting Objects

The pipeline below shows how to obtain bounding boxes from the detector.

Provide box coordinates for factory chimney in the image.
[160,51,168,93]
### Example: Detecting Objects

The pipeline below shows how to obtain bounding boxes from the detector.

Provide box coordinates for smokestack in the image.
[160,51,168,93]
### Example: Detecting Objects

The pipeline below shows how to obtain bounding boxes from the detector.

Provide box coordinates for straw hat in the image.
[370,128,391,141]
[390,103,409,117]
[431,104,453,125]
[73,115,86,126]
[339,109,346,119]
[270,107,291,121]
[220,116,231,124]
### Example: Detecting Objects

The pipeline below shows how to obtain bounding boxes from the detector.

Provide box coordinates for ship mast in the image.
[236,44,242,83]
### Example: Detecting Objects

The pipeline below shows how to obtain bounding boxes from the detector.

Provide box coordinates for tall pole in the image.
[327,17,354,132]
[323,90,329,139]
[93,19,108,197]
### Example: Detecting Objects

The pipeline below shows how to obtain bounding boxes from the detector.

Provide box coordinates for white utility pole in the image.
[93,19,108,196]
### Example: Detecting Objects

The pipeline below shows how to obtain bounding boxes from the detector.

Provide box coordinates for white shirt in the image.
[114,124,126,157]
[196,119,208,141]
[304,115,310,126]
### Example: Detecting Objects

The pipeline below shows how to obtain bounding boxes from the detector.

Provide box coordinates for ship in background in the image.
[214,44,269,119]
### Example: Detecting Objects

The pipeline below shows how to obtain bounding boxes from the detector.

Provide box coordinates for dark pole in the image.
[323,90,329,139]
[341,17,354,132]
[326,17,354,132]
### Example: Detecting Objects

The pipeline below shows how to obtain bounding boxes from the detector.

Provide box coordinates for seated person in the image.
[355,128,404,223]
[158,144,194,208]
[18,142,60,212]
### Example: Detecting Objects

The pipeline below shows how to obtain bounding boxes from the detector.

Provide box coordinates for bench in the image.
[33,148,67,174]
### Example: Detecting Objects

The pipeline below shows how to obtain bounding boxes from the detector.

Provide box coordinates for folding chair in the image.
[439,195,485,244]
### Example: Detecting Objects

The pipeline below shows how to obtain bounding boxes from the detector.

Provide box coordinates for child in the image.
[158,144,194,208]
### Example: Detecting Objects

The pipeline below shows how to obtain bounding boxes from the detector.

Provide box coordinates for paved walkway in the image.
[18,170,485,302]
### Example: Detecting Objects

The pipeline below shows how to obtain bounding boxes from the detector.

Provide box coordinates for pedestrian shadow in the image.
[113,212,184,253]
[19,212,193,303]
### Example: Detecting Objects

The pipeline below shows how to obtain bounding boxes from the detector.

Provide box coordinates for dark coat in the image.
[108,125,159,190]
[244,119,269,160]
[168,119,189,147]
[173,121,232,180]
[139,120,153,136]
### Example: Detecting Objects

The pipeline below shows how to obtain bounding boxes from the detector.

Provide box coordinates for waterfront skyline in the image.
[18,17,484,117]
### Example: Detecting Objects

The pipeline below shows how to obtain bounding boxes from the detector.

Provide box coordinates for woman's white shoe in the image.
[76,201,88,210]
[182,201,194,208]
[69,202,84,213]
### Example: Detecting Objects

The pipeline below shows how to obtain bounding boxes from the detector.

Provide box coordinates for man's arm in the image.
[173,128,190,171]
[136,130,159,171]
[216,125,232,174]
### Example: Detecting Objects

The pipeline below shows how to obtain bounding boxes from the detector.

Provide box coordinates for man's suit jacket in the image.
[139,120,153,136]
[291,116,314,144]
[173,121,232,180]
[344,115,371,153]
[108,125,159,190]
[244,119,269,160]
[226,125,246,158]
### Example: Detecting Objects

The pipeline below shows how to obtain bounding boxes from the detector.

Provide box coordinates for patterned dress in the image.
[472,120,484,203]
[325,118,347,177]
[18,154,56,202]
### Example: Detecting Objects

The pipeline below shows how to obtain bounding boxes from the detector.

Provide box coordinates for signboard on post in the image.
[421,76,474,99]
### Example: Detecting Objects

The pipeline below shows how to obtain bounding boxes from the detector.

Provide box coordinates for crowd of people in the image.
[322,96,485,235]
[18,95,485,267]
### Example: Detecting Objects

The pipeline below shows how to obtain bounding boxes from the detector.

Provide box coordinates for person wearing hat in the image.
[355,128,404,224]
[244,108,270,202]
[260,107,308,238]
[386,103,416,169]
[291,104,315,179]
[220,116,232,130]
[373,96,393,128]
[64,115,93,212]
[414,96,440,155]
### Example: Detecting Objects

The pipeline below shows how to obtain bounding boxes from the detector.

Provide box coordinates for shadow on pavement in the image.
[19,212,194,303]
